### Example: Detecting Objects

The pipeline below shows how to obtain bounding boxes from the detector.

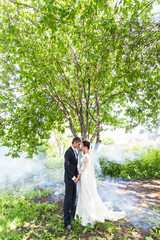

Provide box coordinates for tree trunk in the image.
[96,121,101,143]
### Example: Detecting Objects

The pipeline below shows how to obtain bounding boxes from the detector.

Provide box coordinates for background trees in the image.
[0,0,159,156]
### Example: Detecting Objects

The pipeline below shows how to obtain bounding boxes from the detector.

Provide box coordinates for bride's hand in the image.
[73,178,78,184]
[77,174,81,181]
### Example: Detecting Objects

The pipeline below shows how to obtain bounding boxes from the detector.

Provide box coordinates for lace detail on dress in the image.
[75,153,126,226]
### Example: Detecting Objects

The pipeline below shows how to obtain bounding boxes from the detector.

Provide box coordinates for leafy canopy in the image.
[0,0,160,156]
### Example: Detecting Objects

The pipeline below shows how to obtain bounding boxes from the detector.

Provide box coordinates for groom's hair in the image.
[82,140,90,150]
[72,137,81,144]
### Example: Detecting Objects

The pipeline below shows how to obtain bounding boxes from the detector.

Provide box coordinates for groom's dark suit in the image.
[64,146,79,227]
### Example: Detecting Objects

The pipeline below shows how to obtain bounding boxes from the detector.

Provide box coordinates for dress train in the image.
[75,153,126,226]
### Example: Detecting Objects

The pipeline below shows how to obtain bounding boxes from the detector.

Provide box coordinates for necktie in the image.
[74,149,78,159]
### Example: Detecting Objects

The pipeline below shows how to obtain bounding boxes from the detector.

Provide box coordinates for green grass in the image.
[0,188,159,240]
[0,146,160,239]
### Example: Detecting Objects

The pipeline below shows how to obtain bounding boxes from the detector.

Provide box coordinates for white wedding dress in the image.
[75,153,126,226]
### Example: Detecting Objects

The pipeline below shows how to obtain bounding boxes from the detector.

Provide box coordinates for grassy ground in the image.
[0,187,159,240]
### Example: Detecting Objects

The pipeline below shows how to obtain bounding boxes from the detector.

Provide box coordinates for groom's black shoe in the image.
[65,224,74,232]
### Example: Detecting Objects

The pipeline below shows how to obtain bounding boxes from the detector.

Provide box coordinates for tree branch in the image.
[138,0,155,17]
[3,58,16,76]
[45,83,78,137]
[100,91,125,107]
[62,28,86,136]
[8,0,49,16]
[55,60,81,120]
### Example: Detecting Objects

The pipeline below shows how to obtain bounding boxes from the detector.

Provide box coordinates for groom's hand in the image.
[73,178,78,184]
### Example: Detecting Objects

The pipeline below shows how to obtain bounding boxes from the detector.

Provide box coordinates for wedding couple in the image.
[64,137,126,231]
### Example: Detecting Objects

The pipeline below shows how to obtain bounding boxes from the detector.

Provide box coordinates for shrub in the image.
[99,148,160,179]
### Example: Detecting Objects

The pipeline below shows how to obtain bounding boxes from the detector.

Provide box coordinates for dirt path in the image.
[97,179,160,231]
[40,179,160,232]
[98,179,160,209]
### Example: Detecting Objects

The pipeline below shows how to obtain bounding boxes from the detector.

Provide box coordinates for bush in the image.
[100,148,160,179]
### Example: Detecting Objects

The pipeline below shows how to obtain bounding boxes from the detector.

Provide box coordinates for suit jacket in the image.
[64,146,79,184]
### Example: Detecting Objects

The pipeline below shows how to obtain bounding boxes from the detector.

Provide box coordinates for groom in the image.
[64,137,81,231]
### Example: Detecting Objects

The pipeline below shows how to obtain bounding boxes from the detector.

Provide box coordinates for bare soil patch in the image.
[34,179,160,239]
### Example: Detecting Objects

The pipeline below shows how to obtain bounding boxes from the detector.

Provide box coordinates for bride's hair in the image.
[82,140,90,150]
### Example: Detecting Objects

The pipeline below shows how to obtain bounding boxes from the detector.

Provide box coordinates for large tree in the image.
[0,0,160,157]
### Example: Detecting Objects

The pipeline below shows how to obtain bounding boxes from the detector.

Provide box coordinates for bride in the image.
[75,140,126,226]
